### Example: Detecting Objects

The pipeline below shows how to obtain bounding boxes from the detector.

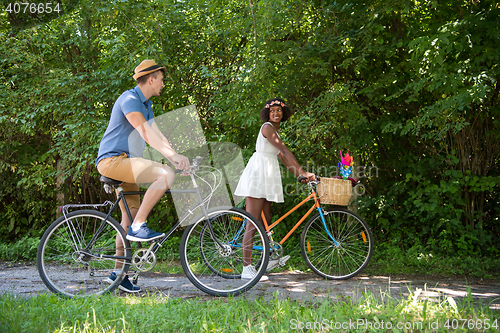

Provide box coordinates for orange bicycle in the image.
[219,177,374,280]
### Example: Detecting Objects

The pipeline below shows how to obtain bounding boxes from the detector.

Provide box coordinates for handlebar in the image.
[297,175,360,187]
[174,156,204,174]
[297,175,317,184]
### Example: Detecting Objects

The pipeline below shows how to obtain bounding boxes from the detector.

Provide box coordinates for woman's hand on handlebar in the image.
[298,172,316,183]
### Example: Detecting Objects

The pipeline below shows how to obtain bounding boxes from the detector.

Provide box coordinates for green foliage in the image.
[358,167,500,257]
[0,0,499,259]
[0,236,39,261]
[370,242,500,279]
[0,0,255,241]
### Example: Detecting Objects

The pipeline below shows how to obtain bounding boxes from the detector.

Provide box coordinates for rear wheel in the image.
[301,207,373,280]
[180,207,269,296]
[37,210,131,298]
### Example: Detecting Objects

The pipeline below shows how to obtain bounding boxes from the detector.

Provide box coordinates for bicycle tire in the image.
[37,210,131,298]
[198,214,266,279]
[180,207,269,296]
[300,207,373,280]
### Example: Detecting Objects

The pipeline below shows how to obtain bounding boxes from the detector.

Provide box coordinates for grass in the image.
[1,287,499,332]
[2,236,499,332]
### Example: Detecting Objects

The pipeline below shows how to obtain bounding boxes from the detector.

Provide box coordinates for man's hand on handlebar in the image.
[171,154,190,172]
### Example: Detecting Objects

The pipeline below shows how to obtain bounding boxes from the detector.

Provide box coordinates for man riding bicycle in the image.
[95,59,189,292]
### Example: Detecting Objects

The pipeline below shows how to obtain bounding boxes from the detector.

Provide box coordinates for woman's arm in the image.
[261,124,315,181]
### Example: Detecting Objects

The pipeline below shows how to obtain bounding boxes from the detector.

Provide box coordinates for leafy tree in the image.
[1,0,498,258]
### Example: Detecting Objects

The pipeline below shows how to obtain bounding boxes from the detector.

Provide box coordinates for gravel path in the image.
[1,262,499,310]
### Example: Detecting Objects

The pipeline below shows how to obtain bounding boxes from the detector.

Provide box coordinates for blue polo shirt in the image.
[95,86,154,167]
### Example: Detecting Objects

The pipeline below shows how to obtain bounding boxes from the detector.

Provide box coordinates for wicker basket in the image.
[317,178,352,206]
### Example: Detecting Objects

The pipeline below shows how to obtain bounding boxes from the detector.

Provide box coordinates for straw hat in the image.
[133,59,166,80]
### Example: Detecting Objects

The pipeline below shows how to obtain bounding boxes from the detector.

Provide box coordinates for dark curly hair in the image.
[259,98,293,122]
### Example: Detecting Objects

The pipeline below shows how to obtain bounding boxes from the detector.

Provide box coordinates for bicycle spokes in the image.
[301,208,373,280]
[37,211,131,298]
[180,208,269,296]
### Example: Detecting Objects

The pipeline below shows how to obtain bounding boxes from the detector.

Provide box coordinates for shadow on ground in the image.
[1,262,499,310]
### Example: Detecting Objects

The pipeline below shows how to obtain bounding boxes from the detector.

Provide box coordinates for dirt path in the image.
[1,262,499,310]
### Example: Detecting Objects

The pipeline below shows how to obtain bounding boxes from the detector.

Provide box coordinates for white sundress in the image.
[234,122,284,203]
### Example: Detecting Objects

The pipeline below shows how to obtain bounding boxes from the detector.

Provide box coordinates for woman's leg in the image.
[242,197,266,266]
[261,200,272,228]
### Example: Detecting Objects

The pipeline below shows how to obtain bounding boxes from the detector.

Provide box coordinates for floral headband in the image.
[265,100,286,108]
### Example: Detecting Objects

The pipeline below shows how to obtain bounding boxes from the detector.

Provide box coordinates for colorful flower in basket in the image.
[338,151,354,180]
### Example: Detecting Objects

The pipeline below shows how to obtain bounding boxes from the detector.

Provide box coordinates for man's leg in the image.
[132,167,174,224]
[97,155,167,291]
[114,207,138,270]
[125,163,175,241]
[98,155,175,241]
[108,190,141,294]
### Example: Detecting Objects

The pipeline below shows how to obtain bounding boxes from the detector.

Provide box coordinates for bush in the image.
[0,236,40,261]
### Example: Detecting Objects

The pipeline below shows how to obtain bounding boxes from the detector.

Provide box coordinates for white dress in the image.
[234,122,284,203]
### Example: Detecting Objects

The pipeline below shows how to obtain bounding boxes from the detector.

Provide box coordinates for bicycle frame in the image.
[261,189,339,247]
[39,156,277,298]
[226,186,339,252]
[82,172,224,260]
[261,185,339,246]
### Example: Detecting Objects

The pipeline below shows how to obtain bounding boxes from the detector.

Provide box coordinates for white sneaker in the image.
[266,255,291,272]
[241,265,269,282]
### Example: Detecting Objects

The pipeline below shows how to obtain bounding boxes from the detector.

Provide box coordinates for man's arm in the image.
[126,112,190,170]
[151,121,172,147]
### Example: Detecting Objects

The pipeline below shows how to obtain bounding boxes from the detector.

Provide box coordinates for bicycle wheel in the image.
[198,214,266,279]
[180,207,269,296]
[301,207,373,280]
[37,210,131,298]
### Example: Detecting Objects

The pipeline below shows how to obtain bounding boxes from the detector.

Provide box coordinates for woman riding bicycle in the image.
[234,98,315,281]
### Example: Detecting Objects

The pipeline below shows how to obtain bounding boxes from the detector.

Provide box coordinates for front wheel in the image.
[180,207,269,296]
[37,210,131,298]
[301,207,373,280]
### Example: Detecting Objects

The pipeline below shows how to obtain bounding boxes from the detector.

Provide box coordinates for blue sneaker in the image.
[105,272,141,293]
[126,223,165,242]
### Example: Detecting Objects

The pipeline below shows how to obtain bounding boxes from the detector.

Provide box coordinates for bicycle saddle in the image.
[99,175,123,186]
